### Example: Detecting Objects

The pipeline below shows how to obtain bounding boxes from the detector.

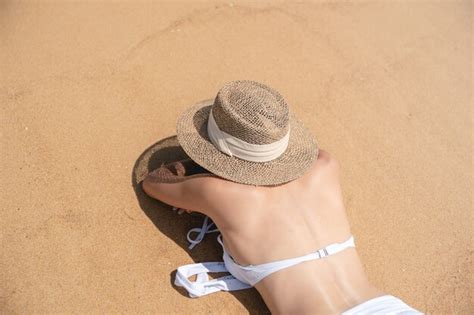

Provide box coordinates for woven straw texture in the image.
[176,81,319,186]
[212,80,289,144]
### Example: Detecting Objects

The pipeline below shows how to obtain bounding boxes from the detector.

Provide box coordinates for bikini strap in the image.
[217,231,355,265]
[186,216,220,250]
[316,235,355,258]
[217,233,224,246]
[218,232,355,261]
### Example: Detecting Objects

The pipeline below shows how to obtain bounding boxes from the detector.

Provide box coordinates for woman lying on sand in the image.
[142,81,421,314]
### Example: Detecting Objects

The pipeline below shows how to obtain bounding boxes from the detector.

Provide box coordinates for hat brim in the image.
[176,99,319,186]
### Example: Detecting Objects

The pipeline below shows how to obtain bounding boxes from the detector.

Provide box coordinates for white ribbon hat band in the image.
[207,110,290,162]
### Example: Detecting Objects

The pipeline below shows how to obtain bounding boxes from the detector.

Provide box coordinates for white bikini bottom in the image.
[342,295,423,314]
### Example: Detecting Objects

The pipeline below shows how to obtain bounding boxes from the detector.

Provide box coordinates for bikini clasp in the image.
[316,247,329,258]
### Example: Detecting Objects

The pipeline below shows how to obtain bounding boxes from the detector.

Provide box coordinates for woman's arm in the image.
[141,159,217,213]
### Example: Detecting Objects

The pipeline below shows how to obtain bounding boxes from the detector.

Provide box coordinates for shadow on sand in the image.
[131,135,269,314]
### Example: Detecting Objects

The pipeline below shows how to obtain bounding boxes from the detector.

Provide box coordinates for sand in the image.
[1,1,472,313]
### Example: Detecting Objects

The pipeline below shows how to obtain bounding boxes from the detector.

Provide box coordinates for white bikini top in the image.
[174,215,355,298]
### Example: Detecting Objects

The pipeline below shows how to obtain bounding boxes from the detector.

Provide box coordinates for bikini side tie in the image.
[186,215,219,250]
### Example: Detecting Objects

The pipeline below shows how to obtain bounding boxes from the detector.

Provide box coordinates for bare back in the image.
[192,151,383,313]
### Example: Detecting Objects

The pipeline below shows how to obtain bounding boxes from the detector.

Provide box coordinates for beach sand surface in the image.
[1,1,472,313]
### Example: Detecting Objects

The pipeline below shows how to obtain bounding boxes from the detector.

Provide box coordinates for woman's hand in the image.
[144,158,206,213]
[146,158,209,182]
[145,159,188,183]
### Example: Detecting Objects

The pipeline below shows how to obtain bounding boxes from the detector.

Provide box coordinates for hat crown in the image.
[211,80,290,145]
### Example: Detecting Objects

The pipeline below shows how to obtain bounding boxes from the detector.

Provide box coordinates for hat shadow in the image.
[131,135,270,314]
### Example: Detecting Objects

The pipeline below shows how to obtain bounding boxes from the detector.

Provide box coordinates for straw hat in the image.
[176,80,319,186]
